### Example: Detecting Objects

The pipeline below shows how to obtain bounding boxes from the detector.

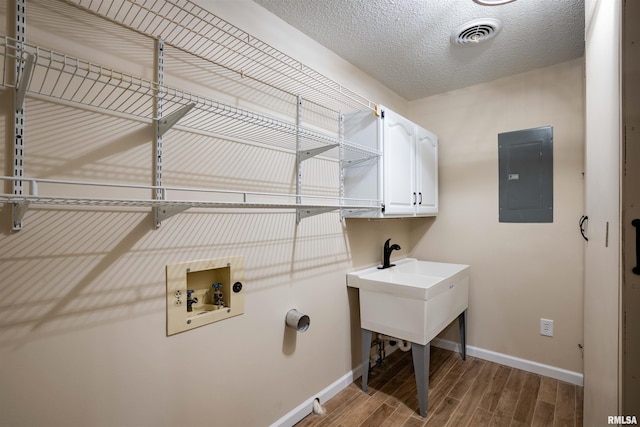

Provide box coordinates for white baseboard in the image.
[271,339,583,426]
[269,365,363,427]
[431,338,584,386]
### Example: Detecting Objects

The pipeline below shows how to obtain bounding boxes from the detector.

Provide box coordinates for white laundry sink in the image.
[347,258,470,345]
[347,257,470,418]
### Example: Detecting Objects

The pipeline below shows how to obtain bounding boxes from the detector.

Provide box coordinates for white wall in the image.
[407,59,585,374]
[0,1,411,426]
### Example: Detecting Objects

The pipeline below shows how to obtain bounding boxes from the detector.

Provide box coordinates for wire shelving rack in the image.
[1,0,382,230]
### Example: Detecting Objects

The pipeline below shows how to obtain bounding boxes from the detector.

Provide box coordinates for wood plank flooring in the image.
[295,347,583,427]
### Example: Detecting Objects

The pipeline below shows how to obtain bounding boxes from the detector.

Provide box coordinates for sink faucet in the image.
[379,238,401,269]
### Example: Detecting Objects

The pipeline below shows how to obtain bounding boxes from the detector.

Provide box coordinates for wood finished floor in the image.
[295,347,583,427]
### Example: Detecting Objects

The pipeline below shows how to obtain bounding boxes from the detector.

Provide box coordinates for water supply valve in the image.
[186,289,198,312]
[211,283,224,308]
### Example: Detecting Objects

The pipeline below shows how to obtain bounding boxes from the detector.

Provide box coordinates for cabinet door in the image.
[383,110,415,215]
[415,127,438,215]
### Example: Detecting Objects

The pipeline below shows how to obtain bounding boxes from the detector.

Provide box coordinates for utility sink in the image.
[347,258,470,418]
[347,257,469,345]
[349,258,469,301]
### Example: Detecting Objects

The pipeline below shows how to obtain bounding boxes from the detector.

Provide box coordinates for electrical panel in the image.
[498,126,553,223]
[166,256,244,335]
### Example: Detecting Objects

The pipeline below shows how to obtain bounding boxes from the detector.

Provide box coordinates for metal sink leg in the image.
[412,342,430,418]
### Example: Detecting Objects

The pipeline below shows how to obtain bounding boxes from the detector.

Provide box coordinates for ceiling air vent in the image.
[450,18,502,46]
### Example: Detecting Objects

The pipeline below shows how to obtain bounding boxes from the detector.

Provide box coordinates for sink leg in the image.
[412,342,430,418]
[361,328,372,392]
[458,309,467,361]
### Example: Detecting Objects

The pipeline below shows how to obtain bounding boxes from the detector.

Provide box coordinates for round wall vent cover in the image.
[450,18,502,46]
[473,0,517,5]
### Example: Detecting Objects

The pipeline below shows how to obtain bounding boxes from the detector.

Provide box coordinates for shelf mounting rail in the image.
[11,0,31,231]
[153,38,194,227]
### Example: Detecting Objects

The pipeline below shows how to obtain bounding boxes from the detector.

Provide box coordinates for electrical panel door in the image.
[498,126,553,223]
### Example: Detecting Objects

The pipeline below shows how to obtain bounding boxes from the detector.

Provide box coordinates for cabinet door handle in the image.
[633,219,640,275]
[413,192,417,205]
[419,192,422,205]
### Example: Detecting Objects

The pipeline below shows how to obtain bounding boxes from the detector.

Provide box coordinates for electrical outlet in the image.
[540,318,554,337]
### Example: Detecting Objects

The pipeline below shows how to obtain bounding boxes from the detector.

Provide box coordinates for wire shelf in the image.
[3,0,383,227]
[65,0,376,113]
[0,176,382,211]
[0,194,382,211]
[1,35,155,117]
[0,35,379,160]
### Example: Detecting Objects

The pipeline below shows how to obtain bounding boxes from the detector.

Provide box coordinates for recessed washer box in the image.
[166,256,244,335]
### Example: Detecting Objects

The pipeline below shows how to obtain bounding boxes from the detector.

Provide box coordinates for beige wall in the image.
[0,0,592,425]
[0,1,411,426]
[406,59,585,374]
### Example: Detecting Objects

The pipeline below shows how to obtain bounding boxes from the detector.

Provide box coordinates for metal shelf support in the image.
[15,52,34,110]
[298,144,339,162]
[341,156,379,168]
[157,104,195,137]
[156,205,191,222]
[296,96,303,207]
[339,112,345,204]
[297,207,339,222]
[12,0,27,231]
[154,39,166,228]
[340,207,381,219]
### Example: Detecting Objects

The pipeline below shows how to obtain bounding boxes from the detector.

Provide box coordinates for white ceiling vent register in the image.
[450,18,503,46]
[473,0,517,5]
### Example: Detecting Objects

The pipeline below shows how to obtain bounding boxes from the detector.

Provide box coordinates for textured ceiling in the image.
[252,0,585,100]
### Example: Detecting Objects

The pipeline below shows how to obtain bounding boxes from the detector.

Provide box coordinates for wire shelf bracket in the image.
[340,207,382,219]
[156,204,191,222]
[15,52,34,109]
[10,179,37,230]
[12,200,30,229]
[157,103,195,137]
[297,207,339,222]
[341,156,379,168]
[298,144,339,162]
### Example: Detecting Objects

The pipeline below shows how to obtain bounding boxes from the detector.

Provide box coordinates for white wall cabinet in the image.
[342,106,438,218]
